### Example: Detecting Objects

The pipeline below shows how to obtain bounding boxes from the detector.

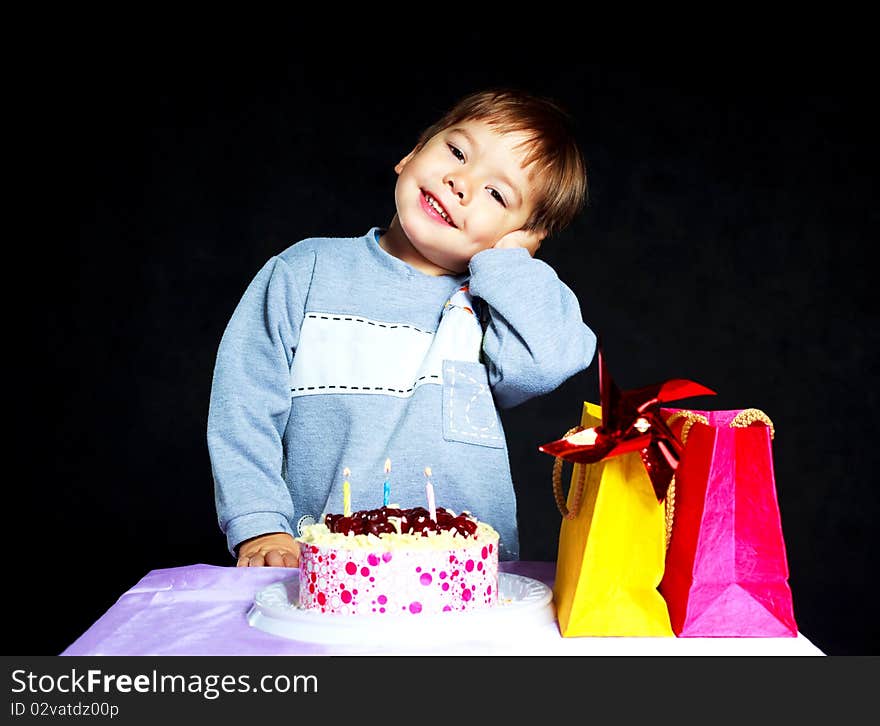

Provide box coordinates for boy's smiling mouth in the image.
[420,189,457,228]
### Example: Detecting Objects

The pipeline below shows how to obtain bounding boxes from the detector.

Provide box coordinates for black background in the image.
[22,44,878,656]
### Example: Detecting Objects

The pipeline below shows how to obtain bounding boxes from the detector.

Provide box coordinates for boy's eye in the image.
[448,144,507,207]
[448,144,465,162]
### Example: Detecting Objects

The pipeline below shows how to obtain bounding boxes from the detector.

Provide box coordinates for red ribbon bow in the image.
[538,345,716,500]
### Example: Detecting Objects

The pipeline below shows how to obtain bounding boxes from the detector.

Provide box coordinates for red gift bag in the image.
[658,408,798,637]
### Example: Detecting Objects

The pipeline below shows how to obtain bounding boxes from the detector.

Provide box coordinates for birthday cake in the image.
[296,506,500,616]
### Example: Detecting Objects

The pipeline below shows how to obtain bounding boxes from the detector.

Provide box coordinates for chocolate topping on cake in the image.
[324,506,479,538]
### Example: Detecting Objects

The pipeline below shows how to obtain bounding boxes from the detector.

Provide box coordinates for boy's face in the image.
[392,118,545,273]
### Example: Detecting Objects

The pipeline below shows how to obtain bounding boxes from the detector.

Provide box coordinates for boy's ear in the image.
[493,228,546,257]
[395,147,418,175]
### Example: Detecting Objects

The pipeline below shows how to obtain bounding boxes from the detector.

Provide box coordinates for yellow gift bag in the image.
[552,402,674,637]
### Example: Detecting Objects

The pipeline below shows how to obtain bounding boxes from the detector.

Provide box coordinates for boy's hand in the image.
[236,532,301,568]
[493,228,544,257]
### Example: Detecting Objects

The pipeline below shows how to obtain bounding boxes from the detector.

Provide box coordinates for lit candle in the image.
[424,466,436,522]
[343,467,351,517]
[383,458,392,507]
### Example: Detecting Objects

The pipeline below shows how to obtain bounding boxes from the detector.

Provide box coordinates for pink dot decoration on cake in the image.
[296,506,500,616]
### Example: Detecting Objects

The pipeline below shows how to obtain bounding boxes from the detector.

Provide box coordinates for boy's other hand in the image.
[493,228,544,257]
[236,532,301,568]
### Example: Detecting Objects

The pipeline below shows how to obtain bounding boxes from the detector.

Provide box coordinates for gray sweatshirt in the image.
[207,226,596,561]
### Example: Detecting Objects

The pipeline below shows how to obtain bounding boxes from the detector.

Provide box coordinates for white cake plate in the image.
[248,572,555,646]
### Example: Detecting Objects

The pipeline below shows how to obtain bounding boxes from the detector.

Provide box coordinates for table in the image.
[61,562,824,656]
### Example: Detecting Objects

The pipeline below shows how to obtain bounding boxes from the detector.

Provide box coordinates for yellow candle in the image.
[343,467,351,517]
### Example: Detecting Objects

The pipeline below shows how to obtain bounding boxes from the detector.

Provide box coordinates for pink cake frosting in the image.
[296,507,499,616]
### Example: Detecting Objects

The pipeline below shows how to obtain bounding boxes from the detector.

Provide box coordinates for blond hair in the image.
[412,87,589,239]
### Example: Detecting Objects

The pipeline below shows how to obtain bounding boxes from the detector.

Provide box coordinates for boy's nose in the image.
[444,175,469,202]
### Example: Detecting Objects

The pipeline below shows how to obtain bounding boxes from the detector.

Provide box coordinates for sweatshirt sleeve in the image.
[207,254,310,558]
[467,247,597,409]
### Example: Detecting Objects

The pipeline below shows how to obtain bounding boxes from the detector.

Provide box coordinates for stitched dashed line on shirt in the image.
[306,313,432,335]
[291,374,440,394]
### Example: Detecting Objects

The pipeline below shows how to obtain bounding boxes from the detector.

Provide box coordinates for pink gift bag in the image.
[658,408,798,637]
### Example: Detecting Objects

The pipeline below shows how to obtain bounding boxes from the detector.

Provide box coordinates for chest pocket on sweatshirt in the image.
[441,360,504,448]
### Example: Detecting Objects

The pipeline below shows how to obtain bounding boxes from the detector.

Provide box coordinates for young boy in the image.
[207,87,597,567]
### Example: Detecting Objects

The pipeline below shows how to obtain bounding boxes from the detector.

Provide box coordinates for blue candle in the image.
[383,458,391,507]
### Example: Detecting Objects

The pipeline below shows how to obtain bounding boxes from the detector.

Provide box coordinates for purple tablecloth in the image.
[61,562,555,656]
[61,561,824,655]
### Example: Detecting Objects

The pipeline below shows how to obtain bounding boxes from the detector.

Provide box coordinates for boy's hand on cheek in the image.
[492,228,544,257]
[236,532,301,568]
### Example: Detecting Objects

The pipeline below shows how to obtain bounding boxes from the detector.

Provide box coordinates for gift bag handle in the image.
[730,408,776,439]
[552,427,588,520]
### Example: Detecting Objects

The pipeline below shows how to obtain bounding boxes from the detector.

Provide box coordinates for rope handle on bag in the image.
[730,407,776,439]
[552,427,588,519]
